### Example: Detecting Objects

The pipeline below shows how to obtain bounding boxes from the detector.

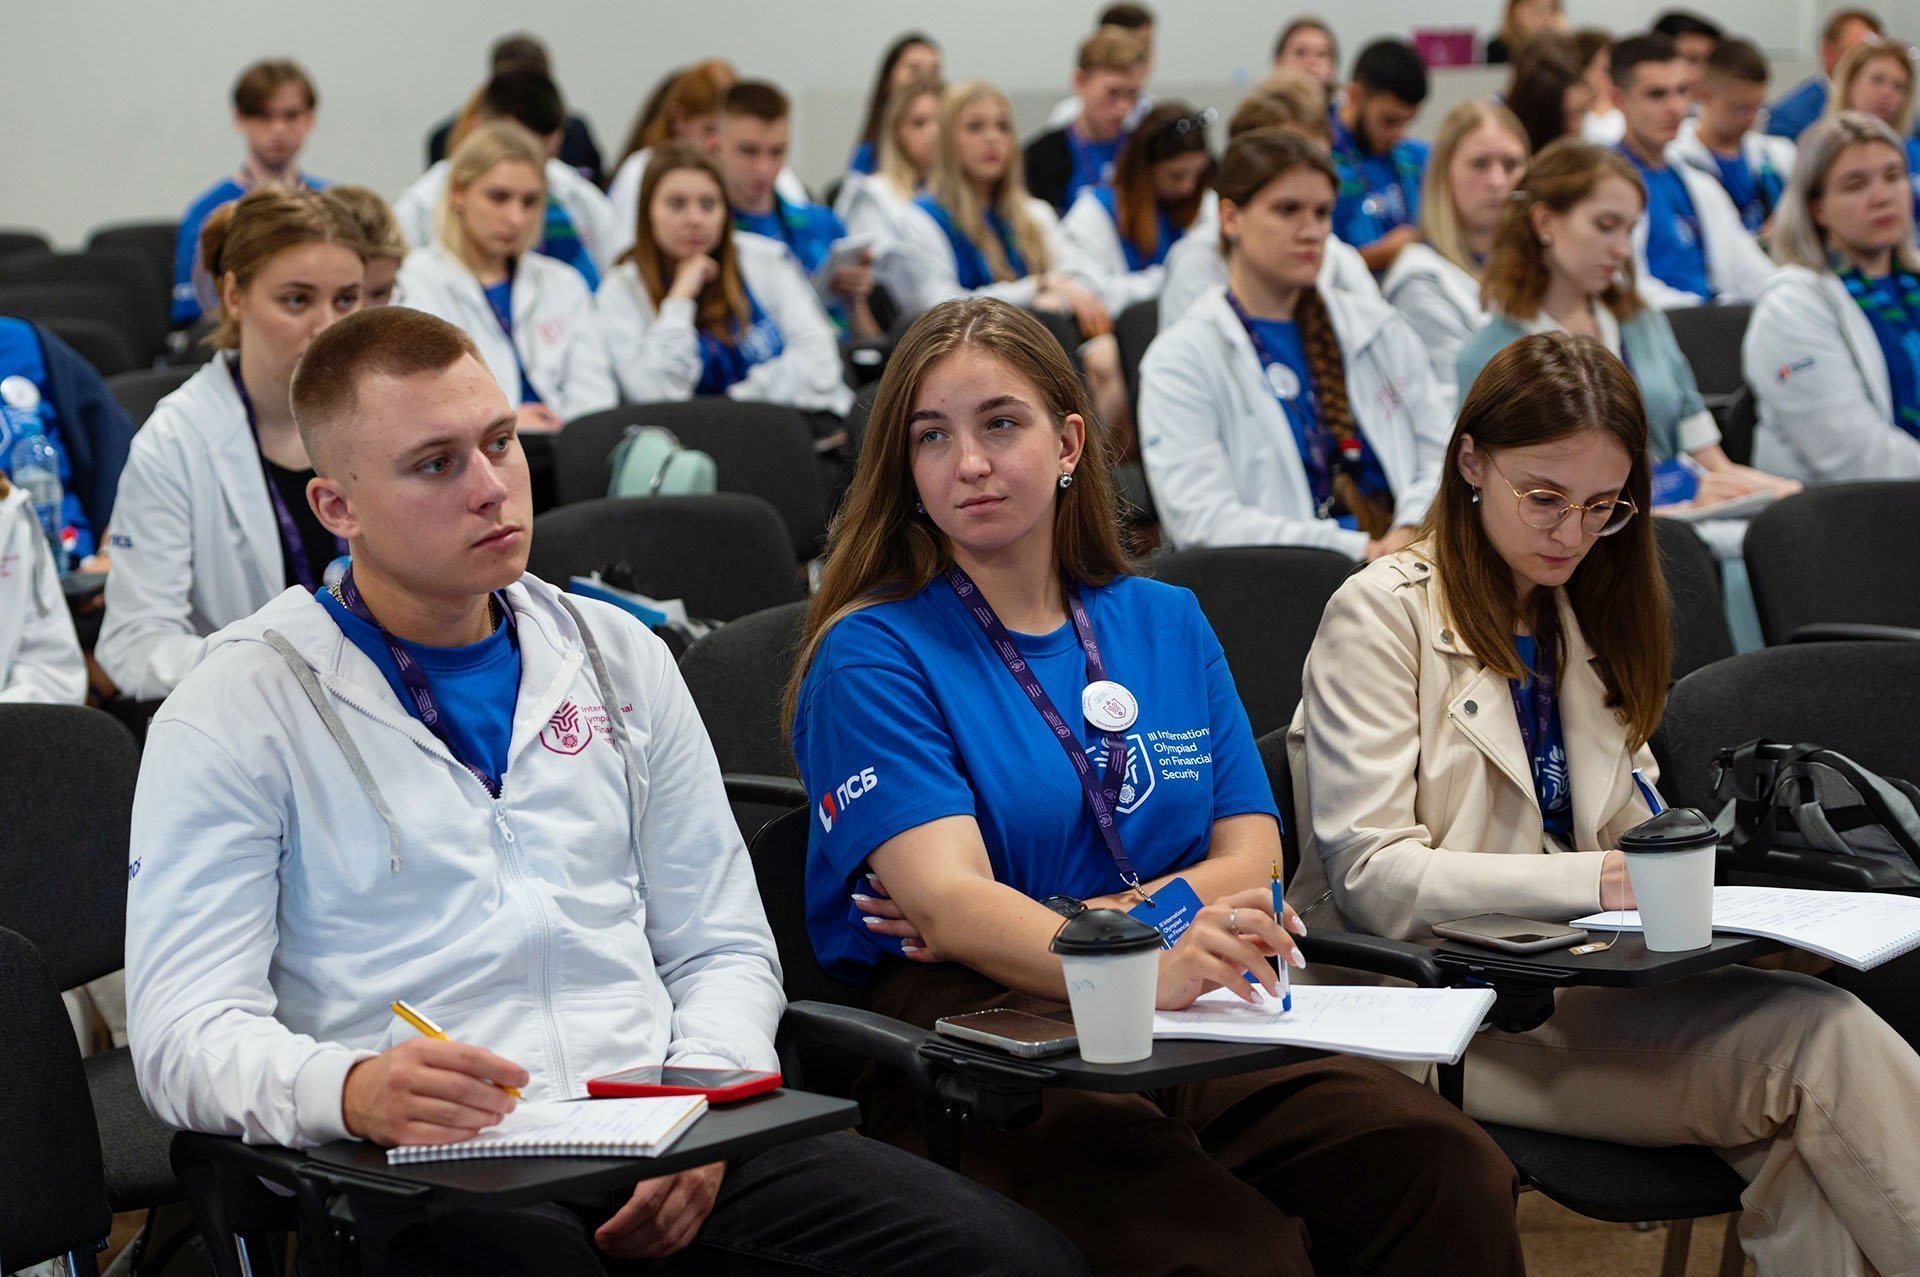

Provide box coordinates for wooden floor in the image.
[1520,1194,1754,1276]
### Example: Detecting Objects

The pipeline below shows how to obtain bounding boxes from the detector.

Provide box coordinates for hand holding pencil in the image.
[339,1000,530,1148]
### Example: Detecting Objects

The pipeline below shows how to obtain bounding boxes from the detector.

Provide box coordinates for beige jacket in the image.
[1286,548,1657,941]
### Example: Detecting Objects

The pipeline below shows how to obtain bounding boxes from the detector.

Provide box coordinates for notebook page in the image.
[388,1095,707,1164]
[1571,887,1920,970]
[1152,985,1496,1063]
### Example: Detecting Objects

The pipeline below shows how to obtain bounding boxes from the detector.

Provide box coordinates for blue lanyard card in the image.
[1127,876,1205,949]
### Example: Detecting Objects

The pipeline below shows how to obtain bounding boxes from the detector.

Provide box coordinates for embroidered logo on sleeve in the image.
[1776,357,1814,383]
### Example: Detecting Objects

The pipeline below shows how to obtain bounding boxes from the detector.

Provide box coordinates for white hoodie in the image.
[125,576,785,1149]
[0,485,85,703]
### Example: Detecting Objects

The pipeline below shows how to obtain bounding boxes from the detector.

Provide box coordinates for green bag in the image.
[607,425,718,498]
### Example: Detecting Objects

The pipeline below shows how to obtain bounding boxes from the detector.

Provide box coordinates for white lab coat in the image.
[1056,188,1220,314]
[595,235,854,415]
[607,148,811,258]
[1670,119,1796,214]
[1633,148,1778,309]
[96,359,286,700]
[890,195,1070,317]
[396,245,618,422]
[125,577,785,1149]
[1138,285,1451,557]
[1380,242,1487,414]
[1741,265,1920,480]
[1158,210,1378,328]
[836,172,936,322]
[0,486,84,704]
[393,159,622,277]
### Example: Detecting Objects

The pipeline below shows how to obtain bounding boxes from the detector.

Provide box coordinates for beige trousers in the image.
[1465,966,1920,1277]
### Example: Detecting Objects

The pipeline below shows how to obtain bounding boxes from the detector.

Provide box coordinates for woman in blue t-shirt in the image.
[784,296,1523,1277]
[1057,100,1216,313]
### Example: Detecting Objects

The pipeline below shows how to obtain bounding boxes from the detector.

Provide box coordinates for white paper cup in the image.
[1058,947,1160,1062]
[1624,844,1715,951]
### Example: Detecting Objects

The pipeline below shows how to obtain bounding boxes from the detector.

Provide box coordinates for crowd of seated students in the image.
[11,7,1920,1273]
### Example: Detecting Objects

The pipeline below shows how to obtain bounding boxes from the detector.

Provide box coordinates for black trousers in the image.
[330,1130,1088,1276]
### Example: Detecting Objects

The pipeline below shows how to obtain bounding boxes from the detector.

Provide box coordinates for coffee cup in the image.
[1049,909,1163,1063]
[1618,808,1718,951]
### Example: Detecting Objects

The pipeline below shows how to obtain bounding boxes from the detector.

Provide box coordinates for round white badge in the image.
[1082,680,1138,732]
[1266,363,1302,400]
[1,375,40,411]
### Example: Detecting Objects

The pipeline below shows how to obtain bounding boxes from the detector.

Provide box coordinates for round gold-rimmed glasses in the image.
[1486,454,1638,536]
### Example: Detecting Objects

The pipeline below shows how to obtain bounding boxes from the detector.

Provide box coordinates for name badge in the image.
[1082,680,1138,732]
[1128,876,1205,949]
[1266,363,1302,400]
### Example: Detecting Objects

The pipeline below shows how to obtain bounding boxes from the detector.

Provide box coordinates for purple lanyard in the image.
[230,354,346,591]
[1223,291,1347,517]
[1508,657,1557,799]
[943,566,1143,895]
[335,565,515,798]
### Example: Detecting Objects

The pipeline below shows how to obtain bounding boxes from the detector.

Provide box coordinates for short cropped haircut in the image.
[232,59,316,116]
[1825,7,1886,47]
[489,33,550,73]
[1705,38,1769,86]
[1079,26,1148,75]
[1610,33,1681,89]
[1097,3,1154,31]
[721,80,790,123]
[290,308,482,475]
[1651,11,1723,43]
[1352,39,1429,106]
[479,67,565,137]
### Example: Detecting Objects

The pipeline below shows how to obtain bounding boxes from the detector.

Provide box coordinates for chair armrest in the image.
[1297,932,1446,988]
[778,1000,934,1076]
[1786,623,1920,644]
[722,773,807,809]
[1719,846,1920,891]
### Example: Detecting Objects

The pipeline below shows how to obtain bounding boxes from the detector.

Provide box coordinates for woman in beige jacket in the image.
[1289,331,1920,1277]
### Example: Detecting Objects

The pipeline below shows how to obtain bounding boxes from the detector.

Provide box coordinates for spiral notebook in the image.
[388,1095,708,1164]
[1571,886,1920,971]
[1153,985,1497,1064]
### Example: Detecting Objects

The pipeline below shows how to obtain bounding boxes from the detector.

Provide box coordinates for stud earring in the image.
[1058,471,1074,489]
[914,499,925,514]
[1539,234,1553,247]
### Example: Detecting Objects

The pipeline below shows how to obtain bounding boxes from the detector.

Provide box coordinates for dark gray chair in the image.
[554,402,831,560]
[0,250,169,363]
[1653,517,1734,680]
[527,494,804,623]
[679,601,810,841]
[1715,384,1756,467]
[41,316,141,377]
[1113,297,1158,418]
[106,365,196,426]
[1666,303,1752,399]
[1145,545,1357,738]
[0,228,52,259]
[85,221,179,312]
[1744,482,1920,644]
[0,924,112,1275]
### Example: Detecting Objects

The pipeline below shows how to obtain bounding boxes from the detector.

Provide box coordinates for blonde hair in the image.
[1771,110,1920,273]
[1829,41,1917,137]
[877,76,943,198]
[925,82,1052,281]
[1421,99,1531,275]
[1237,71,1332,145]
[199,187,367,350]
[436,119,547,262]
[327,184,407,260]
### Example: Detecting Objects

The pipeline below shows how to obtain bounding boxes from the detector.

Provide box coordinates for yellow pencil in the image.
[390,999,524,1098]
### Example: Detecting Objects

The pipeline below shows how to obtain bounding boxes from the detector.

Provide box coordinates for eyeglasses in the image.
[1485,454,1638,536]
[1171,108,1218,136]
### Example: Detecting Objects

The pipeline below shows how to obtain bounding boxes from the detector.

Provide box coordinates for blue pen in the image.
[1272,860,1292,1013]
[1632,768,1666,815]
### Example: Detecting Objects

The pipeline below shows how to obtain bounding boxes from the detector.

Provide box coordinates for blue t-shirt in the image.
[695,287,785,396]
[481,277,543,406]
[172,173,329,326]
[0,319,90,561]
[540,194,600,291]
[1091,185,1181,271]
[1906,137,1920,230]
[735,198,846,277]
[1330,117,1427,249]
[1853,271,1920,439]
[1706,147,1779,235]
[1244,316,1393,528]
[914,196,1028,290]
[318,589,522,794]
[1513,635,1572,842]
[1066,128,1125,211]
[1764,77,1826,141]
[848,141,878,176]
[794,574,1279,984]
[1620,147,1711,301]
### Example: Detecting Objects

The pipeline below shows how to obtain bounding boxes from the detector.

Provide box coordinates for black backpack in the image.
[1712,739,1920,886]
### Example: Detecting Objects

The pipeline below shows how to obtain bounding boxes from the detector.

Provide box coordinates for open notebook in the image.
[1153,985,1496,1064]
[1572,886,1920,971]
[388,1095,708,1165]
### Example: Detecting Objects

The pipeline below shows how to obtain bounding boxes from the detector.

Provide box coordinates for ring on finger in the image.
[1227,907,1240,936]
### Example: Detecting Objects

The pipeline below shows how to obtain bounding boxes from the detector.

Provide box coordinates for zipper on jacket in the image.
[491,796,574,1097]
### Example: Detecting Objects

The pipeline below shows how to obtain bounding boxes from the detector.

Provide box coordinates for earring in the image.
[1470,486,1482,505]
[914,499,925,514]
[1539,234,1553,247]
[1058,471,1074,490]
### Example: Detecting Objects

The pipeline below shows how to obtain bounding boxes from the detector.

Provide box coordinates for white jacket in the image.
[396,245,617,422]
[124,577,785,1149]
[1138,285,1451,557]
[608,148,811,258]
[1159,211,1378,328]
[97,359,286,700]
[890,194,1069,316]
[0,486,84,704]
[835,172,935,323]
[1670,119,1795,219]
[1056,188,1221,314]
[1380,242,1486,414]
[1633,148,1778,309]
[594,235,855,414]
[1741,265,1920,480]
[394,159,621,277]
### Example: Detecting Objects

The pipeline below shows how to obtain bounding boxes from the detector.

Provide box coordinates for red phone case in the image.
[585,1069,783,1103]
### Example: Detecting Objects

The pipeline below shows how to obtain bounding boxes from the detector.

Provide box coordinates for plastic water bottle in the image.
[9,416,68,579]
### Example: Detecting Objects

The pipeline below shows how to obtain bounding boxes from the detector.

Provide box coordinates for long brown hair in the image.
[618,59,735,164]
[619,142,751,340]
[1419,331,1669,744]
[1483,138,1645,321]
[783,299,1132,732]
[858,33,939,152]
[1112,101,1213,260]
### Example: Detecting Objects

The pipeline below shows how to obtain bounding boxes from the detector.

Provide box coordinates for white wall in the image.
[5,0,1909,246]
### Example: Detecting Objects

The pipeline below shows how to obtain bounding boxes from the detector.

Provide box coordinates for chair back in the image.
[0,705,138,989]
[1744,481,1920,643]
[1113,298,1158,418]
[527,494,803,623]
[1145,546,1356,737]
[0,250,168,361]
[1256,728,1304,882]
[85,220,179,307]
[1665,303,1752,399]
[107,365,197,426]
[680,601,810,778]
[0,229,52,260]
[0,925,111,1270]
[748,805,867,1007]
[554,402,830,559]
[1653,517,1734,680]
[43,316,141,376]
[1715,384,1756,466]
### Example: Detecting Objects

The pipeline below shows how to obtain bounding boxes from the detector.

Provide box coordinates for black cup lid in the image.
[1618,807,1719,854]
[1049,907,1164,955]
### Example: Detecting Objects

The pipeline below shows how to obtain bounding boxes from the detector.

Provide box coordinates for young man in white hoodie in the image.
[122,307,1085,1276]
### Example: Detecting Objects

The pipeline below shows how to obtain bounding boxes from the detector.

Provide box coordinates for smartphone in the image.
[934,1009,1079,1058]
[1431,914,1591,954]
[586,1066,783,1103]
